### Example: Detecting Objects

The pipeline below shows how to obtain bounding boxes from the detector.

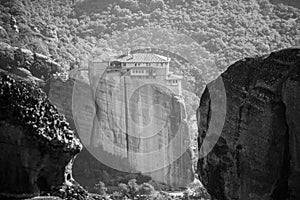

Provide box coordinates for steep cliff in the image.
[48,74,153,189]
[48,68,194,189]
[0,71,82,199]
[88,71,194,188]
[197,48,300,200]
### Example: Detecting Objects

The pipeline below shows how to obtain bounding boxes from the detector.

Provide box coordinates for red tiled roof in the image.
[116,53,170,63]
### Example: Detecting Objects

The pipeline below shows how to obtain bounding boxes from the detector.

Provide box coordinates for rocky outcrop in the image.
[0,71,82,199]
[48,68,194,189]
[88,70,193,188]
[48,74,153,189]
[197,48,300,200]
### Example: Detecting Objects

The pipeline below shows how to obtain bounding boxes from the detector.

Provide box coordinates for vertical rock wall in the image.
[197,49,300,200]
[48,70,194,188]
[282,71,300,199]
[90,73,193,188]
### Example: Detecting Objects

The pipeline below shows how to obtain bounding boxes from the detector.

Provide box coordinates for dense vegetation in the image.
[0,0,299,95]
[86,179,209,200]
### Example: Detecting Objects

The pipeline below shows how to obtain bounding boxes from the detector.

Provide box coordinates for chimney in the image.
[127,50,133,59]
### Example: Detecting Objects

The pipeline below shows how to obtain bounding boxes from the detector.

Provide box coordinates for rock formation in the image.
[0,71,82,199]
[48,73,155,189]
[48,66,194,189]
[88,70,193,188]
[197,48,300,200]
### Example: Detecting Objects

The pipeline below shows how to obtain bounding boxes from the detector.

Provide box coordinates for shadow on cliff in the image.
[197,48,300,200]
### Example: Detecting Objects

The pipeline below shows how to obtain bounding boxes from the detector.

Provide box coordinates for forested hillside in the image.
[271,0,300,8]
[0,0,299,95]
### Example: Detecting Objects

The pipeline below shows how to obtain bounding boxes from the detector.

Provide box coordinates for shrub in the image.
[51,182,88,200]
[94,181,108,196]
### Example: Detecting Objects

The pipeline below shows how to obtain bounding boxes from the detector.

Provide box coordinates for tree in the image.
[93,181,108,195]
[127,179,139,199]
[150,0,165,11]
[138,183,155,199]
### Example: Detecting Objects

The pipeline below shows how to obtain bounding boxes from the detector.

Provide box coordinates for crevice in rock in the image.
[206,98,211,136]
[270,102,290,200]
[236,104,244,139]
[197,88,226,199]
[236,144,243,178]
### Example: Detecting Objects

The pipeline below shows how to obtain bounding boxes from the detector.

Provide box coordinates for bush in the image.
[111,179,155,200]
[93,181,108,196]
[138,183,155,197]
[51,182,88,200]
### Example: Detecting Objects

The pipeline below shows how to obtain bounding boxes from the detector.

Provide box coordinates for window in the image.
[171,80,178,85]
[135,63,137,66]
[123,63,126,67]
[161,63,164,66]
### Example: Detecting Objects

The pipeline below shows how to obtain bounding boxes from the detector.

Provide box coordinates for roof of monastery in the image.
[116,53,170,63]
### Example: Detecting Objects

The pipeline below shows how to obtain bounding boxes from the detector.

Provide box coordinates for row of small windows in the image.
[170,80,178,84]
[131,69,147,74]
[122,63,167,67]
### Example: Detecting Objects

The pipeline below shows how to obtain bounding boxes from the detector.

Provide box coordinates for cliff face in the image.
[89,71,194,188]
[0,71,82,199]
[48,69,194,189]
[197,48,300,200]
